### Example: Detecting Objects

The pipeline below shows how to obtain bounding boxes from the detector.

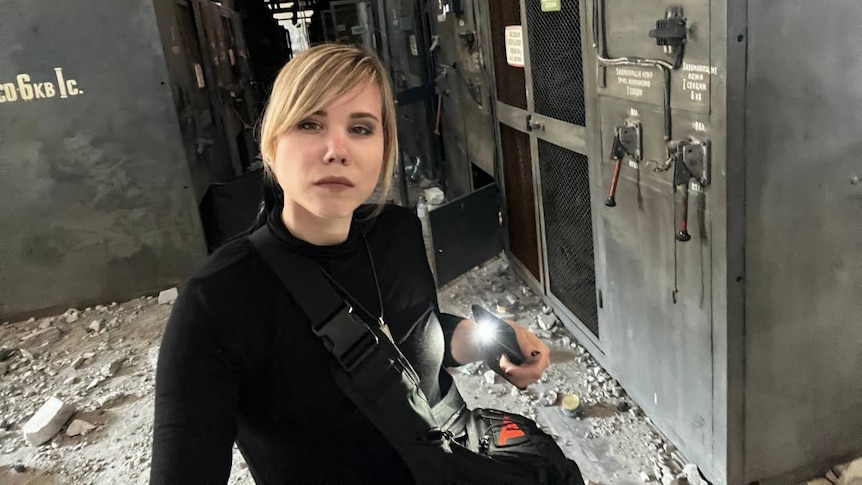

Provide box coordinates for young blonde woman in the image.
[150,43,550,484]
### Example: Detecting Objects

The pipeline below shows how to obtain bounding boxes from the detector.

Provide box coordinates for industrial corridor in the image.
[2,0,861,484]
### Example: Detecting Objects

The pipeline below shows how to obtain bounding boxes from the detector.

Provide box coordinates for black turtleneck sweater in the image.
[150,205,463,484]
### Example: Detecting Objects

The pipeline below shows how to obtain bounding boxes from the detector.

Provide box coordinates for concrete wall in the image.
[744,1,862,481]
[0,0,206,320]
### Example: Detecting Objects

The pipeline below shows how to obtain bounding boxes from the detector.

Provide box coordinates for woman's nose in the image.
[324,132,349,165]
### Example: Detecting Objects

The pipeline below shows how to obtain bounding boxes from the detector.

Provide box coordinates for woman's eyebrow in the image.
[350,112,379,122]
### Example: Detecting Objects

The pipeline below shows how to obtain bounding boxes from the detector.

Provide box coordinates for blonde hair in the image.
[259,43,398,209]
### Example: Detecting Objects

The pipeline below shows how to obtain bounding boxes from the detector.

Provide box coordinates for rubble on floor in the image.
[0,255,859,484]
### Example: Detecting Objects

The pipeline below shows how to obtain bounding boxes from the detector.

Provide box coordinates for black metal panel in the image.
[429,184,504,287]
[488,0,527,110]
[525,0,586,126]
[538,140,597,335]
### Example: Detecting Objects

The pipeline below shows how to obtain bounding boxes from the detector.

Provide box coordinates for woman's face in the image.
[272,81,384,221]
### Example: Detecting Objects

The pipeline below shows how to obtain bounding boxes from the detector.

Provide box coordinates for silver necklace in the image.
[317,233,393,342]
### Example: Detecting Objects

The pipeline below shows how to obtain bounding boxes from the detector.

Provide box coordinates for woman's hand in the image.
[498,320,550,390]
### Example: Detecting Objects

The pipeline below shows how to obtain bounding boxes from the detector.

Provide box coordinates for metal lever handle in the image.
[676,183,692,242]
[526,114,544,132]
[606,159,621,207]
[605,135,628,207]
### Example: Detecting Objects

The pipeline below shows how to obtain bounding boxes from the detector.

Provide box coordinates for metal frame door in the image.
[520,0,601,345]
[483,0,544,290]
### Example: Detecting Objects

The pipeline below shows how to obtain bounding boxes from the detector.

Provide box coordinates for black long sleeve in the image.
[150,205,449,484]
[151,281,240,483]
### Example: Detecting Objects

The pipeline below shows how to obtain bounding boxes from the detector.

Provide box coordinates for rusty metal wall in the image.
[0,0,207,320]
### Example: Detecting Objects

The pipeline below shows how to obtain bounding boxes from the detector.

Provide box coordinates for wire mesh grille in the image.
[538,140,597,335]
[488,0,527,110]
[525,0,586,126]
[500,123,540,279]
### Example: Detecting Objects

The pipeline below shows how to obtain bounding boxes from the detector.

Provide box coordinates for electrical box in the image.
[488,0,862,483]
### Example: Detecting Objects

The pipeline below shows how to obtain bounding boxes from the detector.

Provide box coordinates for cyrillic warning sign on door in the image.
[504,26,524,68]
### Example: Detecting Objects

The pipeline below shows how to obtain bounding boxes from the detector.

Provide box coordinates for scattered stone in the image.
[88,320,103,333]
[39,319,53,329]
[558,336,571,347]
[828,470,840,483]
[66,419,96,437]
[148,346,160,369]
[65,312,79,324]
[639,471,652,482]
[13,464,27,473]
[537,313,557,331]
[158,287,179,305]
[95,305,107,312]
[837,458,862,485]
[22,397,75,446]
[0,361,9,376]
[541,391,558,406]
[86,376,107,391]
[834,462,852,477]
[20,349,35,361]
[63,376,79,385]
[617,401,631,412]
[458,361,482,376]
[483,370,497,385]
[70,356,87,370]
[683,463,706,485]
[101,358,124,377]
[0,347,16,362]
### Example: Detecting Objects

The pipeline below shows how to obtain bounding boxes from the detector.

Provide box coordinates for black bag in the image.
[465,408,583,484]
[249,225,585,485]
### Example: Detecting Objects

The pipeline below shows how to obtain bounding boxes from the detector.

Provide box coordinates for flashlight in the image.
[471,305,526,381]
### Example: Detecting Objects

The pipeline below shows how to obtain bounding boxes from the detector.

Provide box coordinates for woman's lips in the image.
[314,177,354,191]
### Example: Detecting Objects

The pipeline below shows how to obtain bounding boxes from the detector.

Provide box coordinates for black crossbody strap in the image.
[249,225,379,372]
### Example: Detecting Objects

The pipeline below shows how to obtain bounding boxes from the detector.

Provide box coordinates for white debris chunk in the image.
[65,311,79,324]
[22,397,75,446]
[837,458,862,485]
[458,361,482,376]
[158,287,179,305]
[88,320,103,333]
[683,464,707,485]
[86,376,107,391]
[148,346,160,370]
[66,419,96,437]
[537,313,557,331]
[483,370,497,385]
[424,187,445,205]
[101,358,124,377]
[638,471,652,482]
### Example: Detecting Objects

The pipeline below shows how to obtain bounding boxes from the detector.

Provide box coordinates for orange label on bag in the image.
[497,416,526,446]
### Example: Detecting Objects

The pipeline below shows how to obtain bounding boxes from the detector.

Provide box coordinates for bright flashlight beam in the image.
[474,319,497,345]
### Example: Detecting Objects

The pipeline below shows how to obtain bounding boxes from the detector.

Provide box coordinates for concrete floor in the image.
[3,251,858,484]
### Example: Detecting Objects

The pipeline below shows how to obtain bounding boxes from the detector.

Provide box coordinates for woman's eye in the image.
[351,125,374,136]
[298,120,322,131]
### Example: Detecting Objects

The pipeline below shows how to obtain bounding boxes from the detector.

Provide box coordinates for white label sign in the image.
[409,34,418,56]
[504,26,524,68]
[0,67,84,104]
